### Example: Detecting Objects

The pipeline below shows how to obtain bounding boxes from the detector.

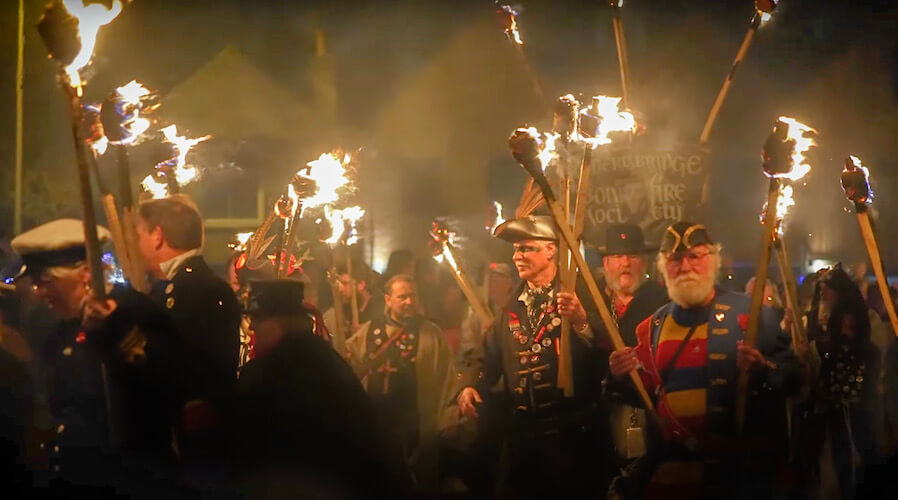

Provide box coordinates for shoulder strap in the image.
[658,324,699,390]
[354,325,407,379]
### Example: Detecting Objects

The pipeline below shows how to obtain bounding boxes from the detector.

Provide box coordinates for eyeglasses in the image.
[664,250,713,268]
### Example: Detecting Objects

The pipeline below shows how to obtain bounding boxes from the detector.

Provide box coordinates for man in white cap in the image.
[11,218,183,494]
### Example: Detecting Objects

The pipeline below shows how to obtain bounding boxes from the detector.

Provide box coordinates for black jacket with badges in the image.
[459,277,605,420]
[151,255,241,409]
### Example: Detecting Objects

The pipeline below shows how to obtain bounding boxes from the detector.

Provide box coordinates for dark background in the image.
[1,0,897,274]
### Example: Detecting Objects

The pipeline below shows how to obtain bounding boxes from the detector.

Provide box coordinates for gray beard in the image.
[665,273,716,308]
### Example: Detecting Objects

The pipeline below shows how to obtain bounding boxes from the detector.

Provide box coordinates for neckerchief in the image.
[519,285,554,335]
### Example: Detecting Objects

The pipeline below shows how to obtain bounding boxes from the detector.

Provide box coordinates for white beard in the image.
[665,271,716,308]
[608,272,642,296]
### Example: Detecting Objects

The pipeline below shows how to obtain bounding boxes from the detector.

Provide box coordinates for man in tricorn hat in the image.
[592,224,669,468]
[607,221,799,498]
[11,219,183,494]
[456,214,608,497]
[231,279,392,498]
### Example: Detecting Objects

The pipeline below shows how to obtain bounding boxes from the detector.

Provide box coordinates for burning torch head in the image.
[755,0,778,14]
[37,1,80,67]
[80,104,104,146]
[290,173,318,200]
[762,119,795,177]
[100,93,125,142]
[509,128,543,167]
[275,195,294,219]
[428,220,451,257]
[841,156,873,205]
[553,94,580,138]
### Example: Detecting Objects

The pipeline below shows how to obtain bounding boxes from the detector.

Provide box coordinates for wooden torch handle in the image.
[857,211,898,337]
[736,178,779,432]
[545,198,655,413]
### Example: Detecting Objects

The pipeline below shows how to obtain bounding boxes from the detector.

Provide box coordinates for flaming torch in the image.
[736,116,815,431]
[495,3,548,110]
[96,80,156,292]
[324,206,366,327]
[509,127,654,412]
[429,221,494,328]
[37,0,125,301]
[699,0,778,144]
[608,1,632,108]
[279,152,353,278]
[37,0,125,445]
[842,156,898,337]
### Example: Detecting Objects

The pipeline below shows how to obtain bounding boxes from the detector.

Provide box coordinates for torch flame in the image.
[488,201,505,232]
[297,153,352,211]
[90,135,109,156]
[772,116,816,181]
[775,184,794,235]
[159,124,211,186]
[228,232,254,253]
[498,4,523,45]
[113,80,152,146]
[582,96,636,147]
[61,0,123,94]
[323,206,366,246]
[140,174,169,199]
[430,227,460,272]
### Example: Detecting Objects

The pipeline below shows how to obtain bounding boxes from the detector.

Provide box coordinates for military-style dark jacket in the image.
[460,277,604,419]
[151,255,241,409]
[41,286,183,491]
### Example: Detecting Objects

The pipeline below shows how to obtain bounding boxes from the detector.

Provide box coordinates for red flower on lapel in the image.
[737,314,749,332]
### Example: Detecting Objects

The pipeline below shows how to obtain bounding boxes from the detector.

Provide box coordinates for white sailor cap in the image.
[11,219,111,277]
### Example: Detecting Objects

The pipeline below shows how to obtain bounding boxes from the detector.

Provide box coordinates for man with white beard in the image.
[607,222,799,499]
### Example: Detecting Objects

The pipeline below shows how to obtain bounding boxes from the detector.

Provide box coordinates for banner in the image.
[584,145,709,244]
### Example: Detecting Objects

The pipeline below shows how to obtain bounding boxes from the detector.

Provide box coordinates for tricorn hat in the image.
[660,222,714,254]
[493,215,558,243]
[244,279,306,317]
[593,223,657,256]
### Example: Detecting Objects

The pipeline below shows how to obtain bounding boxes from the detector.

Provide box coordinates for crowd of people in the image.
[0,193,897,499]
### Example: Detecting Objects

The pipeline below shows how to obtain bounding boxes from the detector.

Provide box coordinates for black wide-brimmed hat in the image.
[493,215,558,243]
[593,223,657,256]
[244,279,306,317]
[660,221,714,254]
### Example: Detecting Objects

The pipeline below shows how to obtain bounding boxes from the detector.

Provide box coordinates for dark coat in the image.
[459,277,605,420]
[152,255,241,409]
[231,329,393,498]
[613,280,669,348]
[41,286,187,496]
